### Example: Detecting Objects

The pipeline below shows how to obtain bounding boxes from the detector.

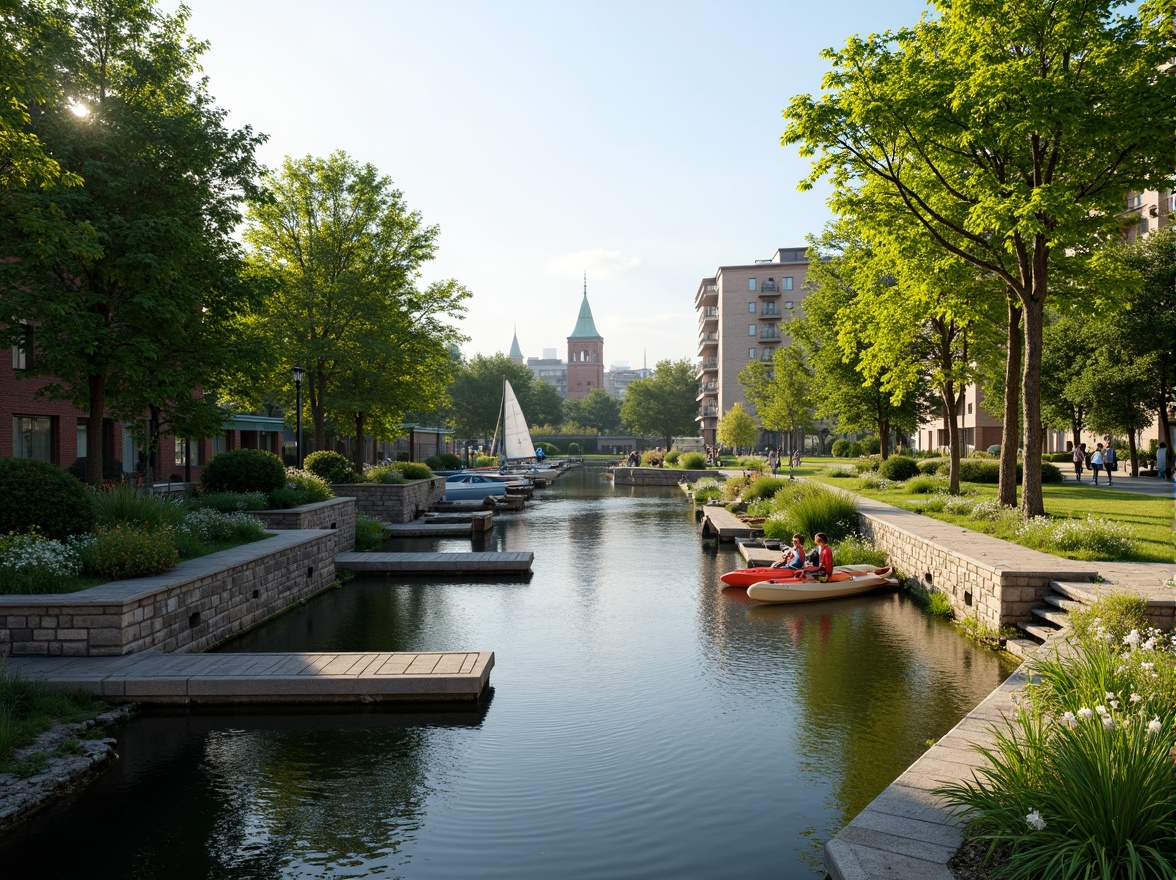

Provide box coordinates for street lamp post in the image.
[292,365,304,468]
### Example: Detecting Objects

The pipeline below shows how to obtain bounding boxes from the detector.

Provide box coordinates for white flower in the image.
[1143,637,1157,651]
[1025,810,1047,831]
[1142,662,1155,672]
[1077,708,1093,719]
[1061,711,1078,729]
[1148,718,1163,735]
[1102,716,1116,731]
[1110,699,1120,709]
[1131,693,1143,703]
[1095,705,1109,717]
[1106,691,1116,700]
[1124,629,1141,647]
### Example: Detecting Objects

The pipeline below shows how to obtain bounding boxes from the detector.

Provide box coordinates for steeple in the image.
[569,274,602,340]
[508,325,524,364]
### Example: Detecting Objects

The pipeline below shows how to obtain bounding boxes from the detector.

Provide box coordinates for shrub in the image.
[764,486,859,543]
[831,438,852,458]
[303,450,360,484]
[859,435,881,455]
[91,483,186,530]
[641,450,661,465]
[67,456,125,484]
[878,455,920,481]
[177,509,267,544]
[832,534,887,567]
[663,449,680,465]
[956,458,1001,483]
[1045,452,1073,463]
[690,477,724,503]
[743,476,789,502]
[679,451,707,470]
[394,461,433,480]
[201,449,287,495]
[857,471,892,490]
[195,491,270,512]
[0,458,94,540]
[0,532,90,594]
[918,458,945,476]
[1015,515,1136,560]
[1040,462,1063,484]
[473,455,498,467]
[365,465,406,484]
[827,465,857,478]
[1069,594,1148,643]
[847,441,864,458]
[273,469,334,507]
[354,514,386,552]
[82,525,178,580]
[986,444,1001,456]
[736,457,767,473]
[905,475,948,494]
[971,450,993,459]
[424,452,462,470]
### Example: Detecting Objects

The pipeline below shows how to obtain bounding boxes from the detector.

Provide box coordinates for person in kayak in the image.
[771,534,808,570]
[803,533,834,581]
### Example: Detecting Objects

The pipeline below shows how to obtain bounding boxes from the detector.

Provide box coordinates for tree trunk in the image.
[353,412,366,474]
[1157,384,1171,478]
[1128,431,1139,476]
[85,373,107,487]
[312,369,326,450]
[998,298,1021,507]
[941,386,960,495]
[147,404,160,487]
[1019,274,1047,518]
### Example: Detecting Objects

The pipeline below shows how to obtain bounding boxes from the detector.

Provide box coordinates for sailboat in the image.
[498,378,537,465]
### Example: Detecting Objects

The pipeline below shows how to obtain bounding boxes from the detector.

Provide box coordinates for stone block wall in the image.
[612,468,714,487]
[0,530,336,658]
[332,478,445,523]
[252,497,356,552]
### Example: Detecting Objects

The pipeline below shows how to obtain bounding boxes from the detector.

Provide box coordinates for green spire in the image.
[509,326,523,359]
[569,275,602,339]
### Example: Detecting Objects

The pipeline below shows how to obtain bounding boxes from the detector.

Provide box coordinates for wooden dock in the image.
[334,551,534,574]
[699,505,762,541]
[3,650,494,704]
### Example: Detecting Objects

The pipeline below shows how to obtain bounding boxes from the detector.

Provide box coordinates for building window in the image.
[967,403,973,414]
[1168,192,1175,213]
[174,439,200,467]
[748,278,756,292]
[11,324,33,370]
[749,324,756,336]
[212,433,229,456]
[1138,217,1149,237]
[749,347,756,360]
[1126,193,1142,209]
[13,416,53,462]
[77,419,88,459]
[748,302,756,313]
[783,277,793,291]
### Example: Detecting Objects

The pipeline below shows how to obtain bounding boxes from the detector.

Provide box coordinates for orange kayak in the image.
[720,564,892,588]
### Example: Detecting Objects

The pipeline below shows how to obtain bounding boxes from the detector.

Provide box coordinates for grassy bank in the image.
[0,664,111,775]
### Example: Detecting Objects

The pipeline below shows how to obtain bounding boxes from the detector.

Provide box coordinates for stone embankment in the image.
[0,707,133,831]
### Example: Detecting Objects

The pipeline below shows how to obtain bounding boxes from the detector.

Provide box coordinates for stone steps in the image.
[1007,579,1097,655]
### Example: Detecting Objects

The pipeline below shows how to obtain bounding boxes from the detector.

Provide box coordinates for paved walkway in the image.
[4,650,494,704]
[1058,470,1175,497]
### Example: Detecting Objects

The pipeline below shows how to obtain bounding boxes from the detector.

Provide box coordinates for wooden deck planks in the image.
[334,551,533,574]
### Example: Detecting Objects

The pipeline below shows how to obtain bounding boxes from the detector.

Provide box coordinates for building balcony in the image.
[760,328,783,341]
[697,332,718,354]
[760,306,782,320]
[694,282,718,309]
[698,306,718,328]
[696,382,717,401]
[700,406,719,419]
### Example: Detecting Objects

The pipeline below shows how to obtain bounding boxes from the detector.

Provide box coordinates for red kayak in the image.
[721,564,892,588]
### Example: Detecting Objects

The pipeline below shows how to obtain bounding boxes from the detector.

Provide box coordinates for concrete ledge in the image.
[334,551,533,574]
[252,497,356,552]
[331,478,445,523]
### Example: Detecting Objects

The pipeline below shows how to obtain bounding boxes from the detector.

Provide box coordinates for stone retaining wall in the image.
[0,530,336,658]
[612,468,714,486]
[252,497,356,553]
[331,478,445,523]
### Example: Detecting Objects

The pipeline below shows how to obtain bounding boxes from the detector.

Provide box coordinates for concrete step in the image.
[1004,638,1041,660]
[1049,579,1098,604]
[1042,592,1085,613]
[1017,621,1059,642]
[1030,605,1070,627]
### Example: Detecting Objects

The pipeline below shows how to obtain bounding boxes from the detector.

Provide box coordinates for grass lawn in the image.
[797,458,1173,563]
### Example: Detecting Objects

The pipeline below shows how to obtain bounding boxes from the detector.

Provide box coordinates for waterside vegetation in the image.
[0,665,110,776]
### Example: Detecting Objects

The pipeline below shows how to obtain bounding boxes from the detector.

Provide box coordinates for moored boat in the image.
[745,568,898,604]
[720,563,889,588]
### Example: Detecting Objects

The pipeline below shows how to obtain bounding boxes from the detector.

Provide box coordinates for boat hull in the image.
[745,571,897,604]
[720,564,889,588]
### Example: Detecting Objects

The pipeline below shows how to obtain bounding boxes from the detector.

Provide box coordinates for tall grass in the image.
[0,663,107,767]
[763,484,859,543]
[91,483,186,530]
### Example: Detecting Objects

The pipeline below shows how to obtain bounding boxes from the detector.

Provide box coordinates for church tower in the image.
[508,326,524,365]
[566,275,603,400]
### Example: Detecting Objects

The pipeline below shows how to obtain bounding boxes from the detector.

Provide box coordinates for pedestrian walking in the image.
[1072,444,1085,482]
[1103,443,1116,486]
[1091,443,1105,485]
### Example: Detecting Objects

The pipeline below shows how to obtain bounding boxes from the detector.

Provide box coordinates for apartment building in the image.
[694,248,810,447]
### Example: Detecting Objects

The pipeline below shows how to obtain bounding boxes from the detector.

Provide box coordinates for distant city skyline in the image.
[170,0,933,366]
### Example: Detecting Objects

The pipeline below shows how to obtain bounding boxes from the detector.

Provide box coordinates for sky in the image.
[174,0,934,369]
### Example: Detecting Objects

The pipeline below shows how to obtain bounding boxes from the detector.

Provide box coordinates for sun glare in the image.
[68,101,89,118]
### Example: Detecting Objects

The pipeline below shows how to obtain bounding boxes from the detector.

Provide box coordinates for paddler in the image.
[771,533,808,570]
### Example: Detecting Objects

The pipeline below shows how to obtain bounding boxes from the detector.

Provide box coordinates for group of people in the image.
[767,449,801,476]
[770,531,833,580]
[1070,442,1117,486]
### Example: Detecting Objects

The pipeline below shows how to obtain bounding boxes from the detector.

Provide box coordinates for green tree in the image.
[0,0,265,485]
[241,151,467,454]
[576,388,622,434]
[528,380,565,430]
[784,0,1176,516]
[447,353,535,440]
[716,402,759,454]
[1039,315,1096,451]
[620,358,699,450]
[795,226,926,459]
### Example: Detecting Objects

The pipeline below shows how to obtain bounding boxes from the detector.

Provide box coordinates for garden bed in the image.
[331,478,445,523]
[0,530,336,658]
[251,497,356,552]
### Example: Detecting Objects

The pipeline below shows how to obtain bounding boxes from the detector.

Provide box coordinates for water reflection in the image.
[0,466,1016,879]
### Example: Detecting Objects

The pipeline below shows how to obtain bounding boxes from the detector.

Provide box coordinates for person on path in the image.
[791,449,801,469]
[1103,443,1116,486]
[1158,442,1169,480]
[772,534,808,570]
[770,449,779,476]
[1072,444,1085,482]
[1091,443,1105,485]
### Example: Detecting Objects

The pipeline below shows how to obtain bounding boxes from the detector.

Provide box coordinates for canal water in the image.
[1,465,1016,879]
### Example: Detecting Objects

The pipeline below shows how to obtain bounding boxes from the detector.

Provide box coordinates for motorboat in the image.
[442,473,509,501]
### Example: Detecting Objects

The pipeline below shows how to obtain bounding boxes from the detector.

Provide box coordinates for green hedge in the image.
[0,458,94,539]
[202,449,287,495]
[878,455,919,481]
[303,451,360,484]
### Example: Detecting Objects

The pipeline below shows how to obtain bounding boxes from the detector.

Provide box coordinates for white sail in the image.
[501,379,537,462]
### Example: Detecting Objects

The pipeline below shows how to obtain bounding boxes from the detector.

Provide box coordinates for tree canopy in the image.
[0,0,265,484]
[716,402,759,452]
[784,0,1176,516]
[620,358,699,450]
[447,354,535,440]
